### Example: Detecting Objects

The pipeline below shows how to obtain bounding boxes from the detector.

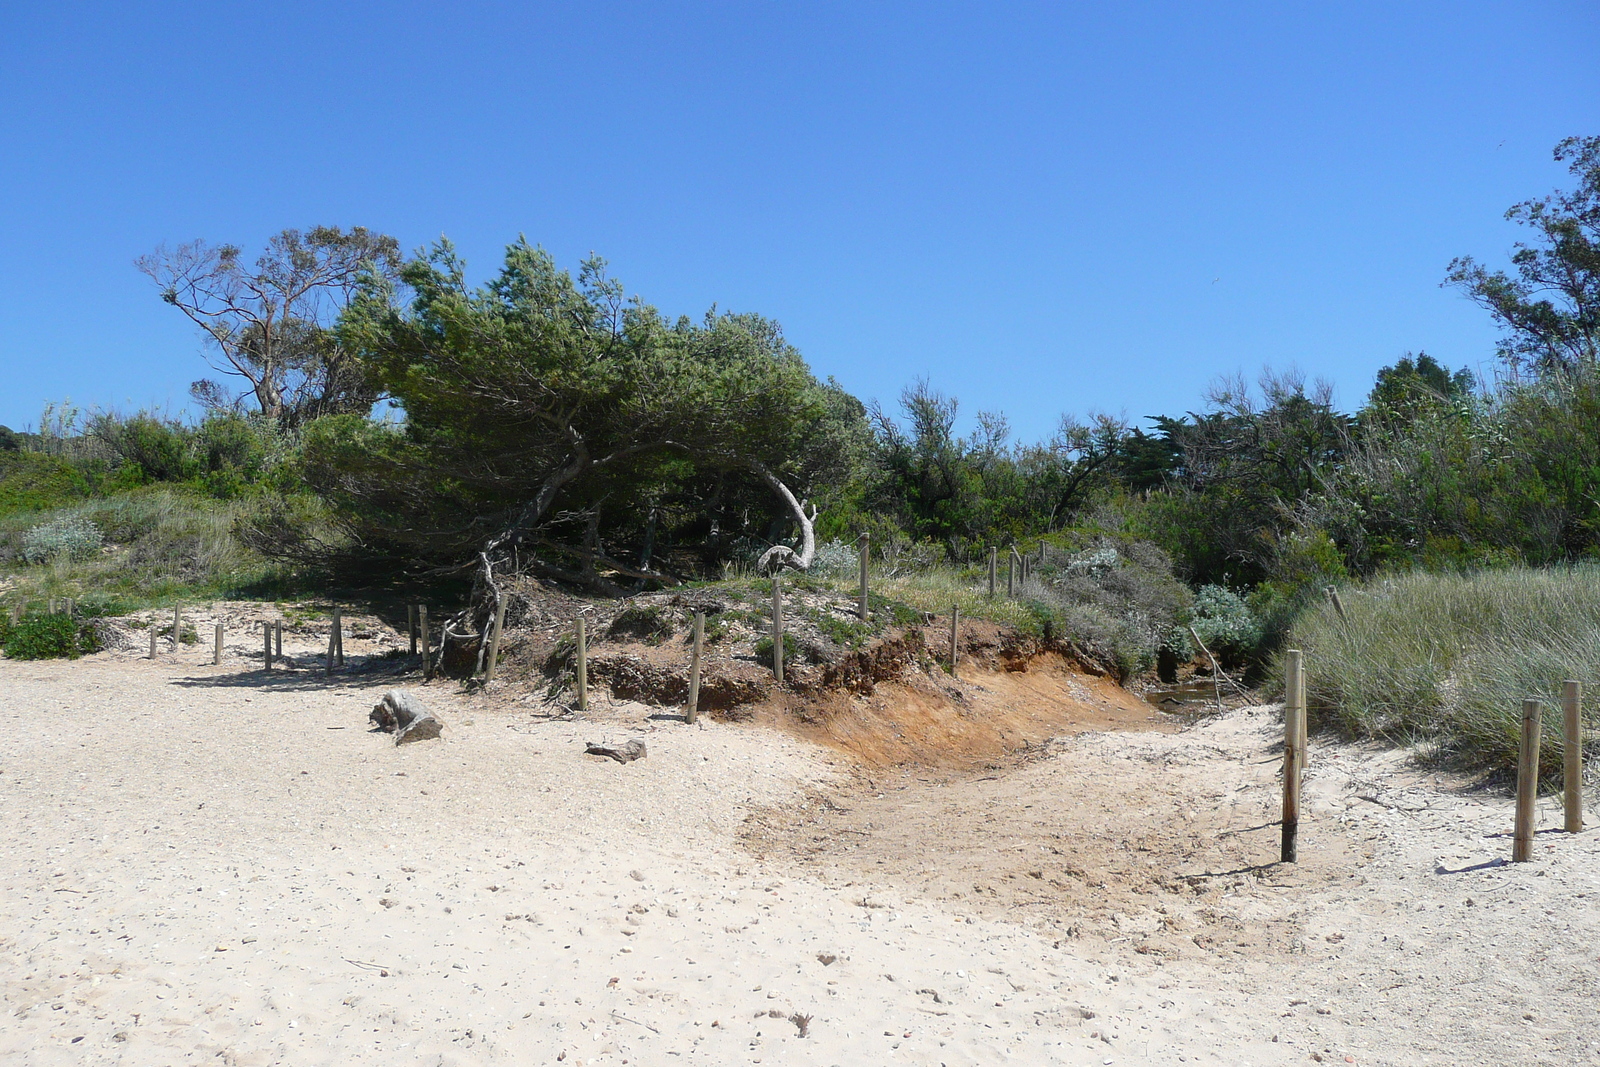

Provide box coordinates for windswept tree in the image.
[299,239,862,594]
[138,226,402,426]
[1446,135,1600,374]
[1358,351,1475,432]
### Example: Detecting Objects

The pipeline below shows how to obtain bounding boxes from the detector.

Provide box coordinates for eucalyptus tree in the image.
[138,226,402,425]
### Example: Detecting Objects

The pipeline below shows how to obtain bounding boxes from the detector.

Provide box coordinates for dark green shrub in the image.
[816,613,871,649]
[93,412,195,483]
[867,593,922,628]
[3,612,100,660]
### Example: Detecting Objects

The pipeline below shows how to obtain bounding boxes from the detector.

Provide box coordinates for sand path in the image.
[2,647,1597,1065]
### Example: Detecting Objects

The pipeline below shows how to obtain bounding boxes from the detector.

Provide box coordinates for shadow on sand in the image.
[169,656,423,694]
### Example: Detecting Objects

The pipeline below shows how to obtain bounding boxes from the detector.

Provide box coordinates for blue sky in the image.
[2,1,1597,441]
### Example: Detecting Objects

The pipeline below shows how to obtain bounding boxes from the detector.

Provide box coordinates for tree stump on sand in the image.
[369,689,445,745]
[585,739,647,764]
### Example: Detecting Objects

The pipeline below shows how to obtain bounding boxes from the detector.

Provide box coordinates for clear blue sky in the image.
[2,1,1597,441]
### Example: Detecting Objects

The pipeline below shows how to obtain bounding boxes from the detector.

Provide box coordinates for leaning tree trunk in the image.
[747,459,817,575]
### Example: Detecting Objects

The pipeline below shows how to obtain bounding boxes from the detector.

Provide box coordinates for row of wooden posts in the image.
[175,601,517,681]
[570,533,1036,719]
[1278,650,1585,865]
[986,541,1048,597]
[49,533,1035,685]
[148,606,349,673]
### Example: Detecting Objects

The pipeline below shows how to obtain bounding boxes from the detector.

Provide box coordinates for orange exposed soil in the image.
[765,652,1175,769]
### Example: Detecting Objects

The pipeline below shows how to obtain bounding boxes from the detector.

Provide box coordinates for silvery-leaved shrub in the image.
[1063,545,1120,578]
[1190,584,1263,663]
[21,517,103,565]
[809,539,858,579]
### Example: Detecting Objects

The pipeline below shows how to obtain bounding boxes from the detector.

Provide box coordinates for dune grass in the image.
[1287,566,1600,781]
[0,487,316,615]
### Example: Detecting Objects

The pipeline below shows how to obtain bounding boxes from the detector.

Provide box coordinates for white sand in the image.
[3,644,1598,1065]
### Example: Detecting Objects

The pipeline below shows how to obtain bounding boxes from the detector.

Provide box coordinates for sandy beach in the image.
[3,633,1598,1066]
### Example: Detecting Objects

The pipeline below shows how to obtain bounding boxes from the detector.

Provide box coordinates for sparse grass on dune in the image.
[0,488,319,613]
[877,567,1041,632]
[1288,566,1600,781]
[699,561,1037,633]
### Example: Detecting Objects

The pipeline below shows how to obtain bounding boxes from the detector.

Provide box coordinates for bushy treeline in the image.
[3,135,1595,683]
[0,405,327,604]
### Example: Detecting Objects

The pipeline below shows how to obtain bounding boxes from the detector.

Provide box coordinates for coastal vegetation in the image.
[2,135,1597,778]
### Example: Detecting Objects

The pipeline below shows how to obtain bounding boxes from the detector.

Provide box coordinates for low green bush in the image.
[1190,584,1263,666]
[608,605,675,644]
[754,631,802,668]
[2,611,100,660]
[815,613,872,649]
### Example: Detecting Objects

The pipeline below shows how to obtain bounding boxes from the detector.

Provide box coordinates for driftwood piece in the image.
[585,739,647,764]
[370,689,444,746]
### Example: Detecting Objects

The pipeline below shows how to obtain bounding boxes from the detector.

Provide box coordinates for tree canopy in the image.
[139,226,402,426]
[304,239,865,590]
[1446,135,1600,373]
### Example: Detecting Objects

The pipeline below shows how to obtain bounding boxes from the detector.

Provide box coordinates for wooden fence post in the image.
[1564,680,1583,833]
[1514,698,1542,862]
[332,607,343,667]
[858,532,870,622]
[420,606,431,681]
[949,603,960,675]
[263,622,272,671]
[1325,585,1348,623]
[1281,649,1305,863]
[149,625,158,661]
[326,618,337,673]
[484,596,508,683]
[173,605,182,650]
[772,573,785,684]
[1295,647,1308,765]
[213,621,223,665]
[686,611,704,724]
[408,605,418,656]
[576,617,588,712]
[988,546,997,596]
